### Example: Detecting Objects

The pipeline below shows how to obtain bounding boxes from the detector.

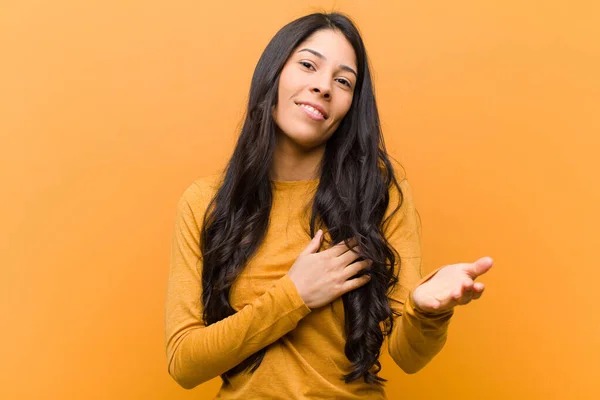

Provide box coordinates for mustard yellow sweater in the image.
[164,172,453,399]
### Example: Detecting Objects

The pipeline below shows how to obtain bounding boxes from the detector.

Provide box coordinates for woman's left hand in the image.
[411,257,494,314]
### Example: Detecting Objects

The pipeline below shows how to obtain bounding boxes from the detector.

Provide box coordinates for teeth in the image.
[299,104,324,118]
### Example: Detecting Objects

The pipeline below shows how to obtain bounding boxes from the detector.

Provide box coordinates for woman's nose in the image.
[310,75,332,99]
[310,86,331,99]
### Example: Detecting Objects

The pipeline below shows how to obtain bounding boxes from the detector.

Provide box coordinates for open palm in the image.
[412,257,494,314]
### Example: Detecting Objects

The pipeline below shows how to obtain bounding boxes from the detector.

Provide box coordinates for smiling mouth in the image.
[295,102,328,120]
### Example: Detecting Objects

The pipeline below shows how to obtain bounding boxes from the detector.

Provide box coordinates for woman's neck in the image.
[271,135,325,181]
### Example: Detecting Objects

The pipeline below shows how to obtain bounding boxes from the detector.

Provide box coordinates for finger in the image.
[299,229,323,256]
[472,290,484,300]
[464,256,494,279]
[326,237,358,257]
[473,282,485,292]
[472,283,485,300]
[457,288,474,305]
[342,259,372,280]
[451,288,464,302]
[462,278,474,291]
[340,274,371,294]
[337,245,363,266]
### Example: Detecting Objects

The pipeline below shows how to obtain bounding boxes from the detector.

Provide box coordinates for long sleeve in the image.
[164,180,312,389]
[384,177,454,374]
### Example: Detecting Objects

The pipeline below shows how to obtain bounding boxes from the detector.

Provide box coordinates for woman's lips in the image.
[297,103,326,121]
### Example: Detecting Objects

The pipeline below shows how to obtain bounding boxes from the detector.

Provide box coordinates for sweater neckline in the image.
[270,178,320,191]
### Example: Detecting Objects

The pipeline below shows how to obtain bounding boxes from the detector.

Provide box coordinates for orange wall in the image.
[1,1,599,399]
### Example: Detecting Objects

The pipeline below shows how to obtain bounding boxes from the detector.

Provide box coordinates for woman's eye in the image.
[337,78,351,88]
[300,61,314,70]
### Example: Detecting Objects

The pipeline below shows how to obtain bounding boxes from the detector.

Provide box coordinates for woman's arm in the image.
[164,181,312,389]
[384,178,454,373]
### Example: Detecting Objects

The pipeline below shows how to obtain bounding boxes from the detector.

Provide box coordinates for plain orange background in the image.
[1,0,599,399]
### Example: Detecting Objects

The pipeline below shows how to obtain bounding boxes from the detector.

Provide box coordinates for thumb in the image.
[300,229,323,256]
[464,256,494,279]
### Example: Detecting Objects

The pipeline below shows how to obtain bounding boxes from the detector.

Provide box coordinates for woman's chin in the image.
[276,129,324,150]
[291,136,326,151]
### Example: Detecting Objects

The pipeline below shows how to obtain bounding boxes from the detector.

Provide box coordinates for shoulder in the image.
[176,172,224,221]
[386,158,414,209]
[185,172,223,201]
[382,159,422,239]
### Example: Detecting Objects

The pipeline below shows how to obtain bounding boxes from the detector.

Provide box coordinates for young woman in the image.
[164,12,493,399]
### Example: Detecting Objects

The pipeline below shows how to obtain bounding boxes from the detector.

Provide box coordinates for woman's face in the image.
[273,29,357,150]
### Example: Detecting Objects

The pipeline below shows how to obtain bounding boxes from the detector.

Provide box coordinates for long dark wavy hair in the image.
[200,12,405,386]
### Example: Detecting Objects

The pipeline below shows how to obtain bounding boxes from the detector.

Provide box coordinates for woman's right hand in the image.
[287,229,372,309]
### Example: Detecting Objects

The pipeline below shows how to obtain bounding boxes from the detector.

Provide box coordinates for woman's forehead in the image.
[294,30,357,68]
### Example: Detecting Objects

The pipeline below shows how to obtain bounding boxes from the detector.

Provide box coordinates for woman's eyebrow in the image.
[297,48,357,78]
